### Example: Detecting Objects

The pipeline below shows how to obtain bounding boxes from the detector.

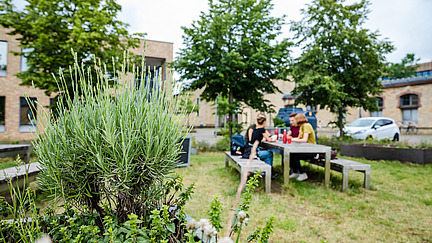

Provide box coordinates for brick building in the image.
[188,61,432,133]
[0,27,173,141]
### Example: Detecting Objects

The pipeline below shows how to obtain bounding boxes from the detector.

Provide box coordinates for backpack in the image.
[230,134,246,155]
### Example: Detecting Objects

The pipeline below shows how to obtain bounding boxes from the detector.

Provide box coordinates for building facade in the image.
[0,27,173,141]
[188,61,432,133]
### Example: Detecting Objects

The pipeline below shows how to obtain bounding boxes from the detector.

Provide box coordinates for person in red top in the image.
[287,112,300,138]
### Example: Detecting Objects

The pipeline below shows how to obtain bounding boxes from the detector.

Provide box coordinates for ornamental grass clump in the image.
[33,51,192,225]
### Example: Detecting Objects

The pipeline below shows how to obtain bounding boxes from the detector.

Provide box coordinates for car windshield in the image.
[347,119,375,127]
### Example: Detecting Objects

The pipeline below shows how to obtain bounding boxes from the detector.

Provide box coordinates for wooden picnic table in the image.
[0,144,31,163]
[261,141,332,187]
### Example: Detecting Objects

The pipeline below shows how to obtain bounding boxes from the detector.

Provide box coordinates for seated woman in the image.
[244,114,277,178]
[244,123,256,144]
[290,113,317,181]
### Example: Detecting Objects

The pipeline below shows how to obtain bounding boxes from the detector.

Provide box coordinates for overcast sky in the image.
[117,0,432,64]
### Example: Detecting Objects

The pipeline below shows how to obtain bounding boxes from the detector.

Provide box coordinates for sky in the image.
[116,0,432,64]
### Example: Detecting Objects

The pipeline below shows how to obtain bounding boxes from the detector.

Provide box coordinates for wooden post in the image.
[324,147,331,188]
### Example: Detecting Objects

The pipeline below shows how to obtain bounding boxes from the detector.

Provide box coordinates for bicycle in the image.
[398,121,418,134]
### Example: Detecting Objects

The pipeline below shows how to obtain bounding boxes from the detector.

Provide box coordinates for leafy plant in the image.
[273,117,286,127]
[215,137,230,152]
[0,49,275,243]
[0,0,142,100]
[290,0,394,138]
[175,0,292,137]
[32,51,192,226]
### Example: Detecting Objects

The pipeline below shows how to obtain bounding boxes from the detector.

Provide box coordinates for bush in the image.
[273,117,286,127]
[215,137,230,151]
[317,136,358,150]
[0,52,275,242]
[1,162,274,242]
[33,52,192,225]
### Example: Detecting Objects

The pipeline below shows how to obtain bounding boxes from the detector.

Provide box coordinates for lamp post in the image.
[214,96,218,137]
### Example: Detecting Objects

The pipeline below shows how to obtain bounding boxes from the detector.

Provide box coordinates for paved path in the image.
[189,128,220,145]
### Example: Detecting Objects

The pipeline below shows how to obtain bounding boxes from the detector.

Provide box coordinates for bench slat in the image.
[308,158,370,191]
[225,152,271,193]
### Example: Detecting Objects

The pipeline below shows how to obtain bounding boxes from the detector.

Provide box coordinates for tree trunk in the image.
[228,91,234,138]
[337,107,345,139]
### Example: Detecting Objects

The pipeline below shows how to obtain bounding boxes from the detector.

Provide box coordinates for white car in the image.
[343,117,400,141]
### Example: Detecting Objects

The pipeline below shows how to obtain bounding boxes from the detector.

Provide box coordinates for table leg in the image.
[25,146,30,164]
[325,148,331,187]
[283,150,290,185]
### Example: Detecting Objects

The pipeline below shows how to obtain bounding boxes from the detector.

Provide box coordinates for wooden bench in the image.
[0,144,31,163]
[0,162,40,195]
[225,151,272,193]
[308,158,370,191]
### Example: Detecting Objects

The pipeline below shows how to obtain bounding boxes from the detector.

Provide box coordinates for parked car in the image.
[340,117,400,141]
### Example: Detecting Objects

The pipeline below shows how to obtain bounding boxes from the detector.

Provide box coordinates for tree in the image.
[290,0,394,138]
[174,0,292,137]
[0,0,142,98]
[177,91,199,115]
[385,53,420,79]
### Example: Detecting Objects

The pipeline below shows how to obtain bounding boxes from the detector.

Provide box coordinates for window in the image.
[306,105,318,114]
[402,109,418,122]
[370,97,383,117]
[19,97,37,132]
[20,48,33,72]
[383,119,393,126]
[400,94,419,122]
[400,94,418,107]
[135,56,166,89]
[417,70,431,77]
[373,119,385,127]
[0,41,7,76]
[0,96,5,132]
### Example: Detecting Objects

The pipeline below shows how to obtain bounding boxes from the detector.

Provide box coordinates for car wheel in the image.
[393,133,399,142]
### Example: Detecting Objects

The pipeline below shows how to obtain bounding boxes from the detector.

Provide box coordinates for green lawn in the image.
[1,156,37,169]
[175,152,432,242]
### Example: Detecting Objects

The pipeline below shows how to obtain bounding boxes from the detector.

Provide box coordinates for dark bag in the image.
[241,145,252,159]
[318,149,338,160]
[231,134,246,155]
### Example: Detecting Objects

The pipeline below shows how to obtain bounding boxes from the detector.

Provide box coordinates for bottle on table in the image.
[283,129,287,144]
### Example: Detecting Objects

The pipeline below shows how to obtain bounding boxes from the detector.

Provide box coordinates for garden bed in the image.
[340,144,432,164]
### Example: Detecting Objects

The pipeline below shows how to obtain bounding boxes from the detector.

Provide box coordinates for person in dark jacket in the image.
[249,114,277,178]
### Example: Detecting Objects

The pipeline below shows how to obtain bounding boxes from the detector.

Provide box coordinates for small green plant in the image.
[32,51,192,226]
[273,117,286,127]
[215,137,230,152]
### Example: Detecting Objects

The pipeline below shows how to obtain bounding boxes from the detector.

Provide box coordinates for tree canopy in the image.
[384,53,420,80]
[290,0,394,137]
[174,0,292,135]
[0,0,142,97]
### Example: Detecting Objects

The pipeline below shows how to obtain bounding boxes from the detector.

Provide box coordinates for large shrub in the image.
[0,53,275,242]
[33,53,192,224]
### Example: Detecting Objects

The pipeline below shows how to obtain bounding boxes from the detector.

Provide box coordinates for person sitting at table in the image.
[287,112,300,138]
[244,114,277,178]
[289,113,317,181]
[244,123,256,144]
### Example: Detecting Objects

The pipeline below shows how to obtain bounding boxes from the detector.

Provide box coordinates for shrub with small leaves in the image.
[33,51,192,225]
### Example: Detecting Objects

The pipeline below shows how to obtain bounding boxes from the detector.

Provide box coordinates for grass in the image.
[175,152,432,242]
[1,156,37,169]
